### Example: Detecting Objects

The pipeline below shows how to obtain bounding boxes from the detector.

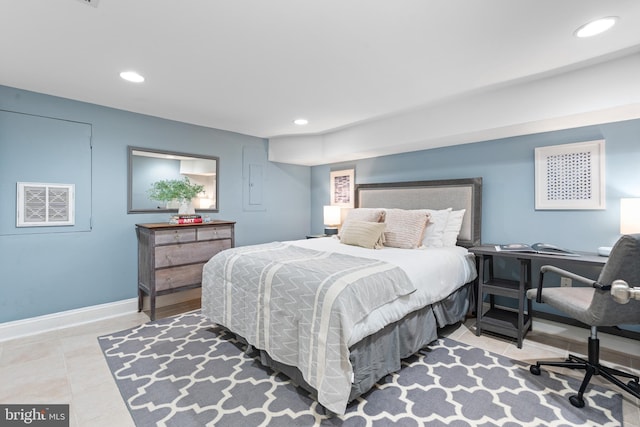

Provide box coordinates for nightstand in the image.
[306,234,329,239]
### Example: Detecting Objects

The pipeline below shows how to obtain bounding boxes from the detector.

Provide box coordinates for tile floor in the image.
[1,302,638,426]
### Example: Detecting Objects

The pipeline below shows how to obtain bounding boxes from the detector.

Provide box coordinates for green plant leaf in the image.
[148,177,205,202]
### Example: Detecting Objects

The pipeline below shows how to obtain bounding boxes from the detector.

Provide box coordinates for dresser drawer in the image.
[154,228,197,245]
[198,226,232,241]
[155,263,205,291]
[155,239,231,268]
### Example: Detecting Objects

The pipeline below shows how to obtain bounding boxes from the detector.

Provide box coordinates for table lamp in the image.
[323,205,341,235]
[599,198,640,256]
[620,198,640,234]
[607,198,640,300]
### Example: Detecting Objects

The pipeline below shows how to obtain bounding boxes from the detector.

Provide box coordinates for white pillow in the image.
[442,209,466,247]
[383,209,430,249]
[421,208,452,247]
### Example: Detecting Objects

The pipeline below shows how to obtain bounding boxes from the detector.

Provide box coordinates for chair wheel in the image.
[628,380,640,393]
[530,365,541,375]
[569,395,585,408]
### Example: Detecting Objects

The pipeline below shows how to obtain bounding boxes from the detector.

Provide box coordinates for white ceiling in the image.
[2,0,640,162]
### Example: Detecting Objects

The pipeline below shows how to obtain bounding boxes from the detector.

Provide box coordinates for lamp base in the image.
[324,227,338,235]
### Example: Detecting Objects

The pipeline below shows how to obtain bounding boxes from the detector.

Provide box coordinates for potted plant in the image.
[148,177,205,214]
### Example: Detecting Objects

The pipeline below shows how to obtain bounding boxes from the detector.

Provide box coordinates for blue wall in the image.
[311,120,640,250]
[310,119,640,332]
[0,85,310,323]
[3,83,640,329]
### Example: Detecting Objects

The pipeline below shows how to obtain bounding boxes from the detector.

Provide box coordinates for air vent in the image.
[16,182,75,227]
[76,0,99,7]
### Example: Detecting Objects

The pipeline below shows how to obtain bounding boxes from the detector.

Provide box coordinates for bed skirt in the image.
[251,282,471,411]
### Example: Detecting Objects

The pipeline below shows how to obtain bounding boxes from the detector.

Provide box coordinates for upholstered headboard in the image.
[355,177,482,247]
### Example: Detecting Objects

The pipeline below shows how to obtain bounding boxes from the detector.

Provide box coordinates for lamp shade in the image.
[323,205,342,226]
[620,198,640,234]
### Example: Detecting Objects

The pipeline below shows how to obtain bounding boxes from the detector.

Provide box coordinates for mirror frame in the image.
[127,146,220,214]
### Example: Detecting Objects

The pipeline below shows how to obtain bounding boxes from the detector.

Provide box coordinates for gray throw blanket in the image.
[201,242,416,414]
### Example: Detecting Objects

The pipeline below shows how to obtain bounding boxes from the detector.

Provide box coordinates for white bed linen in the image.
[288,236,477,346]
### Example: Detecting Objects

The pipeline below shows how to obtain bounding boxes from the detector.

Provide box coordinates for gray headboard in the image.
[355,177,482,247]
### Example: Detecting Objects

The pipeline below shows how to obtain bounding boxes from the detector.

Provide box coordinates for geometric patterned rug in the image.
[98,311,623,426]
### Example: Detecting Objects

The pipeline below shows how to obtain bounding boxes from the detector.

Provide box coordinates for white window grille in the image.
[17,182,75,227]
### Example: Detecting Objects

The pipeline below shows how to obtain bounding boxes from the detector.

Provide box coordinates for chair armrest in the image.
[534,265,601,303]
[540,265,597,286]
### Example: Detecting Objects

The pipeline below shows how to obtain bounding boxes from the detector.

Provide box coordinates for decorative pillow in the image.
[339,208,385,236]
[421,208,452,247]
[343,208,385,223]
[442,209,466,247]
[339,220,386,249]
[383,209,430,249]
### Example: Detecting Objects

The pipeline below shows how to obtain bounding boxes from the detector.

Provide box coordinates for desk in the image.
[469,246,606,348]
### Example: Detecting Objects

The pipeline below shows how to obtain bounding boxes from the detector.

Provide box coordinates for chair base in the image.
[530,349,640,408]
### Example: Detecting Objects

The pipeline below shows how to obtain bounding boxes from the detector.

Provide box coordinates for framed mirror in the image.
[127,146,219,213]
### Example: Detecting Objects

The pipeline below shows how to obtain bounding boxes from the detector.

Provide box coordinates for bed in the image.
[201,177,482,415]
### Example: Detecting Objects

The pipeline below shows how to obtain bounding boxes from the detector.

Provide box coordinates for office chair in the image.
[526,234,640,408]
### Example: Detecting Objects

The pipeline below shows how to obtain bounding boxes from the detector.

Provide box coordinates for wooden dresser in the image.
[136,220,235,320]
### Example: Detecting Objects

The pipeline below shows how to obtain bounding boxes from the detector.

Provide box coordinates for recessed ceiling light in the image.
[120,71,145,83]
[574,17,618,38]
[293,118,309,126]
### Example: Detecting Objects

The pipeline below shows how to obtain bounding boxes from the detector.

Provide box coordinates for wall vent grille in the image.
[17,182,75,227]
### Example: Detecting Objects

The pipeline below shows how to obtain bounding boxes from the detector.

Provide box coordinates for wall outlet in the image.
[560,277,572,287]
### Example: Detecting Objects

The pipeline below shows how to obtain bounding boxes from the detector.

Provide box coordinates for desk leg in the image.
[517,258,532,349]
[475,255,486,336]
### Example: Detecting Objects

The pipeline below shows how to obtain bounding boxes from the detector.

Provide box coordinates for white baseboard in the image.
[0,289,200,342]
[0,298,138,343]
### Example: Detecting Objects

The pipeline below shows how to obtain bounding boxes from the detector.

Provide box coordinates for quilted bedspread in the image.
[201,242,416,414]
